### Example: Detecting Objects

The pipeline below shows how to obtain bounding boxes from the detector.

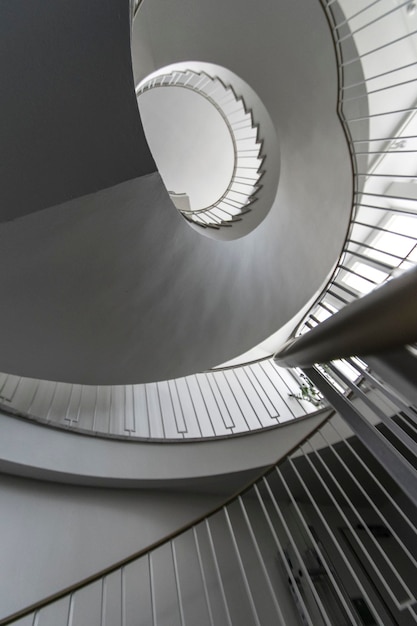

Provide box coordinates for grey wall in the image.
[0,0,155,222]
[0,411,328,487]
[0,473,224,622]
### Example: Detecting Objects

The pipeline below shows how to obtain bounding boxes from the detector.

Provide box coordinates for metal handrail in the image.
[274,265,417,369]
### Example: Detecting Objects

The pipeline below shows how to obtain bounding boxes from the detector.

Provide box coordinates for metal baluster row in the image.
[0,360,321,441]
[11,358,417,625]
[300,0,417,334]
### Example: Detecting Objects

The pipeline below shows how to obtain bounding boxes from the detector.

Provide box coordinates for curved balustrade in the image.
[136,70,265,229]
[0,360,320,441]
[298,0,417,335]
[9,352,417,626]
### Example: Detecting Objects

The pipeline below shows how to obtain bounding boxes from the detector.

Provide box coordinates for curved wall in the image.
[0,0,156,223]
[0,410,328,487]
[0,0,352,385]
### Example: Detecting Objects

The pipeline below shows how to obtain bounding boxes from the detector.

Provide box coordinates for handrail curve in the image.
[136,70,265,229]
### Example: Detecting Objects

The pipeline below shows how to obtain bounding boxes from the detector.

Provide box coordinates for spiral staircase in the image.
[136,70,265,229]
[1,0,417,625]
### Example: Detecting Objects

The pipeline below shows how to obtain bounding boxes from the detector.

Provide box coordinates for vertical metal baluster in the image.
[275,466,359,624]
[131,385,136,436]
[231,369,263,428]
[305,367,417,508]
[204,519,233,626]
[171,541,185,626]
[148,554,157,626]
[144,385,151,439]
[173,379,189,437]
[347,357,417,424]
[328,419,417,537]
[287,457,384,625]
[100,577,107,626]
[27,379,41,416]
[253,484,316,626]
[238,496,287,625]
[64,384,75,424]
[302,439,414,609]
[327,362,417,456]
[223,507,261,626]
[184,376,203,437]
[262,477,334,626]
[221,370,250,430]
[154,384,166,439]
[121,566,126,626]
[205,373,235,430]
[108,386,113,436]
[67,592,74,626]
[0,373,9,397]
[92,385,99,432]
[194,375,217,436]
[193,527,215,626]
[45,381,59,423]
[319,427,417,570]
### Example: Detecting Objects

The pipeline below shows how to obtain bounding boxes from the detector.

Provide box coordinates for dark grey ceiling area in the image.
[0,0,155,223]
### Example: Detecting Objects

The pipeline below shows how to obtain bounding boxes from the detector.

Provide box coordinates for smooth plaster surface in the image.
[0,0,352,383]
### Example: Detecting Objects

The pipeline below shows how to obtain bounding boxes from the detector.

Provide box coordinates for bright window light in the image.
[364,215,417,265]
[343,262,388,294]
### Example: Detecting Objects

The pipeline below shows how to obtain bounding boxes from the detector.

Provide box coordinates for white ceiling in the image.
[138,86,235,210]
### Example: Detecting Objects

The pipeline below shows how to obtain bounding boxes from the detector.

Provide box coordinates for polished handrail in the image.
[274,265,417,368]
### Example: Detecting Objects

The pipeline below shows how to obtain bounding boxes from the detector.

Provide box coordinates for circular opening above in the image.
[138,86,235,211]
[136,62,280,239]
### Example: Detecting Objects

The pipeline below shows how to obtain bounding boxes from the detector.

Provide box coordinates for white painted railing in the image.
[136,71,265,229]
[0,360,320,440]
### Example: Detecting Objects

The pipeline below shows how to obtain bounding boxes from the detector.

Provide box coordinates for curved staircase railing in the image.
[2,2,417,446]
[136,70,265,229]
[6,345,417,626]
[0,359,321,441]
